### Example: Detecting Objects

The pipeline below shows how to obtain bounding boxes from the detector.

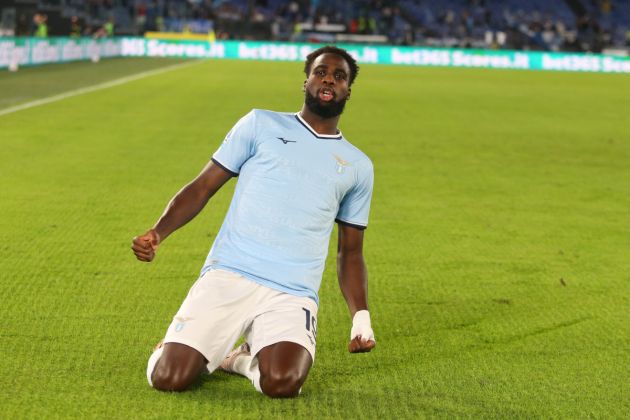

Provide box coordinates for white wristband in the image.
[350,310,375,342]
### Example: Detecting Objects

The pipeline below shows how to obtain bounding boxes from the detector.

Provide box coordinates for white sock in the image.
[146,346,164,387]
[232,354,262,393]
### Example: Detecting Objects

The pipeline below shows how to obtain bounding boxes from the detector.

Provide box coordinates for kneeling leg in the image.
[257,342,312,398]
[149,343,207,392]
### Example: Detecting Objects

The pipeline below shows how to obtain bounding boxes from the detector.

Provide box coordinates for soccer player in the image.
[132,45,375,398]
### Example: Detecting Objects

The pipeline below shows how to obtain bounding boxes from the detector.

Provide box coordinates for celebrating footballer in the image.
[132,45,376,398]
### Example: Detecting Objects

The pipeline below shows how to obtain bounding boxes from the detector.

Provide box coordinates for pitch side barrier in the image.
[2,37,629,74]
[0,37,121,70]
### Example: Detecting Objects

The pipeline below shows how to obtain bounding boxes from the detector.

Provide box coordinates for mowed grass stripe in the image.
[0,60,200,117]
[0,57,192,110]
[0,59,629,418]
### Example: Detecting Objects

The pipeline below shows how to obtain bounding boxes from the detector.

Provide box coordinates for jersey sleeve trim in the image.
[335,218,367,230]
[211,157,239,177]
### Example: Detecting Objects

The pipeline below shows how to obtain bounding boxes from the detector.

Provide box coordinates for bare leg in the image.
[150,343,207,392]
[257,342,313,398]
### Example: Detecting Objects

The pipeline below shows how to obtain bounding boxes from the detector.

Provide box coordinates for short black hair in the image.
[304,46,359,86]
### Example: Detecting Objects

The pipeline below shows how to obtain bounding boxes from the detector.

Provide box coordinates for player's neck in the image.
[298,107,341,136]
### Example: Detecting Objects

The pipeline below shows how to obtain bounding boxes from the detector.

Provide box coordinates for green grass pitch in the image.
[0,57,628,418]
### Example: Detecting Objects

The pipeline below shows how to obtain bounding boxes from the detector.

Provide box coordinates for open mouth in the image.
[318,88,335,102]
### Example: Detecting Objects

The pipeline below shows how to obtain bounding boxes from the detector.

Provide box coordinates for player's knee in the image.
[151,363,194,392]
[260,370,303,398]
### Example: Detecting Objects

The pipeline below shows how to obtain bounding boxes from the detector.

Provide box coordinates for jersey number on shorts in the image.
[302,308,317,339]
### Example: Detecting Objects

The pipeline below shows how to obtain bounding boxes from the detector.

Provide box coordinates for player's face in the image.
[303,53,352,119]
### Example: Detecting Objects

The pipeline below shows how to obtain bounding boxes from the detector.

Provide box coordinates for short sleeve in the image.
[211,110,257,176]
[335,160,374,230]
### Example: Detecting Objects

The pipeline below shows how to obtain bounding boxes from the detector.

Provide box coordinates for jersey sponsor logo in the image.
[276,137,297,144]
[333,154,350,174]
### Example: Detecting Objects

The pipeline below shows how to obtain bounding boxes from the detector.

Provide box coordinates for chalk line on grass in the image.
[0,60,202,117]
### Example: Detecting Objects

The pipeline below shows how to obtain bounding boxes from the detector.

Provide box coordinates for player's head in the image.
[303,46,359,119]
[304,46,359,87]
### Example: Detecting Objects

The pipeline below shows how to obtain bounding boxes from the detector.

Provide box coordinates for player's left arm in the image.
[337,224,376,353]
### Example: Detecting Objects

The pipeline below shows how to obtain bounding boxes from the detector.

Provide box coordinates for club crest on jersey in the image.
[333,155,350,174]
[174,316,193,332]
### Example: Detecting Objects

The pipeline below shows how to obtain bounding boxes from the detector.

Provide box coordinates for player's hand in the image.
[348,310,376,353]
[348,336,376,353]
[131,229,160,262]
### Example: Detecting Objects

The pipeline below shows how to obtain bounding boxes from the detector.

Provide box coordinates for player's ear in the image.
[303,80,307,92]
[347,87,351,99]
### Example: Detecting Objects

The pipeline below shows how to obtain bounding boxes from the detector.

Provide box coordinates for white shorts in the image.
[163,269,318,372]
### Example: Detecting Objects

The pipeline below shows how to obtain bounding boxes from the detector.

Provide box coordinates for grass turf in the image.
[0,57,189,109]
[0,58,629,418]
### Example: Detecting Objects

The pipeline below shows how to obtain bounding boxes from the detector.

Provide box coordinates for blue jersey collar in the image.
[295,113,343,140]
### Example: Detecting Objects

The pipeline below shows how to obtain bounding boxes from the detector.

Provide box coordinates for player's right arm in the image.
[131,161,233,262]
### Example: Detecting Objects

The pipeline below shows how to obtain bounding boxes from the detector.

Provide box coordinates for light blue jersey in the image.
[201,109,374,304]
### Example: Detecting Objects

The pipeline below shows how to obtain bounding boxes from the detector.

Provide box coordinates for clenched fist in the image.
[348,310,376,353]
[131,229,160,262]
